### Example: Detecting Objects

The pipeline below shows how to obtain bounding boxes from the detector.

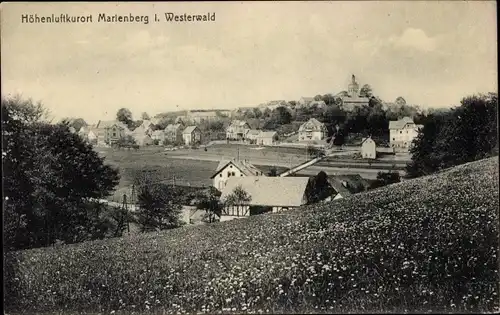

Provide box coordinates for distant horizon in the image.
[2,2,497,123]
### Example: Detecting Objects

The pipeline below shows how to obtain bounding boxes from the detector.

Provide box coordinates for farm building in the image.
[219,176,310,217]
[389,116,423,150]
[257,131,278,146]
[211,159,265,191]
[361,137,377,159]
[182,126,202,145]
[298,118,327,141]
[226,120,251,140]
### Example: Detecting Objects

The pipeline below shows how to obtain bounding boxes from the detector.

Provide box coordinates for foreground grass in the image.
[4,157,499,314]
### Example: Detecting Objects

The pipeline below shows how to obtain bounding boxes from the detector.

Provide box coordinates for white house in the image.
[257,131,278,146]
[361,137,376,159]
[151,130,165,144]
[219,176,310,217]
[389,116,423,149]
[245,129,261,144]
[226,120,251,140]
[298,118,327,141]
[211,159,265,191]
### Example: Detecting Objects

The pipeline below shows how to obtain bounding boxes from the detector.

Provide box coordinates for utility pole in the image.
[122,193,130,234]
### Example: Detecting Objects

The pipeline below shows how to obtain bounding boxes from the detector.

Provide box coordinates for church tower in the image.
[347,74,359,98]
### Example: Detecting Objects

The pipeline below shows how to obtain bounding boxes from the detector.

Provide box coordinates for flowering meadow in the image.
[4,157,499,314]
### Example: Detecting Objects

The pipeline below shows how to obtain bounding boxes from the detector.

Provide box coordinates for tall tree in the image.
[395,96,407,106]
[196,187,223,223]
[305,171,333,204]
[272,106,292,125]
[2,96,120,250]
[116,108,133,127]
[406,93,498,178]
[359,84,373,98]
[223,185,252,209]
[136,182,182,232]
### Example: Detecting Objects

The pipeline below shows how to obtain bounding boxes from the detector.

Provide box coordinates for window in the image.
[113,132,117,137]
[230,165,233,168]
[241,174,244,176]
[232,172,235,176]
[400,131,402,134]
[219,174,222,177]
[406,131,408,134]
[227,172,231,177]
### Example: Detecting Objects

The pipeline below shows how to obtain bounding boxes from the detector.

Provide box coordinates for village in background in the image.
[65,74,432,227]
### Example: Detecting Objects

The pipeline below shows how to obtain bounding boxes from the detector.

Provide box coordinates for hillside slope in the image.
[4,157,499,314]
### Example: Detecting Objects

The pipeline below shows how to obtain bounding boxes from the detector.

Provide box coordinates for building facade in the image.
[298,118,327,141]
[211,159,265,191]
[182,126,202,145]
[226,120,251,140]
[164,123,184,144]
[257,131,278,146]
[361,137,377,159]
[389,117,423,149]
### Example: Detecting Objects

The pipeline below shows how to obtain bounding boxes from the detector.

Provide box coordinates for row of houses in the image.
[78,119,203,147]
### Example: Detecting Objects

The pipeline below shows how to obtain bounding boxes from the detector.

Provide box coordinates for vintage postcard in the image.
[2,1,498,314]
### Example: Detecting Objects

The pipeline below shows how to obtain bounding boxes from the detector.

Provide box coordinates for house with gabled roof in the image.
[361,136,376,159]
[298,118,327,141]
[389,116,423,150]
[226,120,251,140]
[164,123,184,144]
[94,120,130,146]
[298,97,314,107]
[245,129,261,144]
[257,131,278,146]
[182,125,202,145]
[211,159,265,191]
[219,176,310,217]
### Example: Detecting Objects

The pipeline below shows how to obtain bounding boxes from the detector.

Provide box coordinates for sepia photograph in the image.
[2,1,499,314]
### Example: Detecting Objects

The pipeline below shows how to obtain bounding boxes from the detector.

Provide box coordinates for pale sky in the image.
[1,1,497,124]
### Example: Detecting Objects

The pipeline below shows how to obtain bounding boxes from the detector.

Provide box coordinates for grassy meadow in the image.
[4,157,499,314]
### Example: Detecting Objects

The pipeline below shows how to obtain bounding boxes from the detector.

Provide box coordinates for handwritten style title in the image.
[21,13,216,25]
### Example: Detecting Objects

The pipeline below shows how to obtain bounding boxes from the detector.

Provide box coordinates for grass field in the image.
[96,147,218,200]
[5,157,499,314]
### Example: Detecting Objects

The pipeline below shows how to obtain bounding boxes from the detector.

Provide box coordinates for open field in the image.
[5,157,499,314]
[97,144,409,199]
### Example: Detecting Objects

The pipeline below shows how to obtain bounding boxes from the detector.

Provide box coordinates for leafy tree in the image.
[61,118,87,131]
[2,95,120,250]
[359,84,373,98]
[253,108,263,119]
[370,171,401,189]
[117,108,133,127]
[406,93,498,178]
[305,171,333,204]
[271,106,292,125]
[134,172,182,232]
[322,94,337,105]
[196,187,223,223]
[223,185,251,209]
[395,96,407,106]
[141,112,150,120]
[314,95,323,101]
